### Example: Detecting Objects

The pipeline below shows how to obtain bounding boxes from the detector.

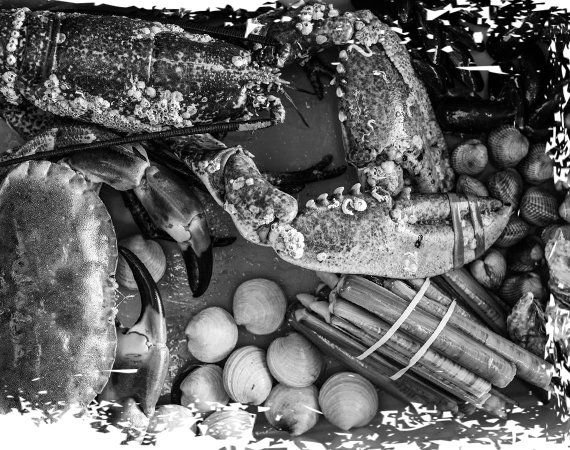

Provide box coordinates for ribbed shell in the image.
[494,215,530,248]
[487,168,523,208]
[507,236,544,273]
[318,372,378,431]
[520,187,560,227]
[223,346,273,405]
[499,272,546,306]
[559,192,570,223]
[185,307,238,363]
[201,409,255,441]
[456,174,489,197]
[180,364,229,413]
[264,384,320,436]
[541,224,570,243]
[116,234,167,290]
[518,143,554,185]
[469,248,507,290]
[488,125,529,168]
[451,139,488,176]
[266,333,323,388]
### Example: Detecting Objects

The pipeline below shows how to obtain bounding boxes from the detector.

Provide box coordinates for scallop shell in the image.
[519,187,560,227]
[486,168,523,208]
[451,139,489,176]
[488,125,529,169]
[507,236,544,273]
[468,248,506,290]
[266,333,323,388]
[116,234,166,290]
[540,224,570,243]
[223,346,273,405]
[318,372,378,431]
[185,307,238,363]
[264,384,320,436]
[498,272,546,307]
[180,365,229,413]
[147,405,198,437]
[518,143,554,185]
[559,192,570,223]
[233,279,287,335]
[456,175,489,197]
[494,215,530,248]
[200,409,255,441]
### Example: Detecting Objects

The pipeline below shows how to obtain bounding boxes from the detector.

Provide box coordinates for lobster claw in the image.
[98,247,169,438]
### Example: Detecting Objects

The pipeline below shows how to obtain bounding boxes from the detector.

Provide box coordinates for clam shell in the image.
[507,236,545,273]
[451,139,488,176]
[266,333,323,388]
[233,279,287,335]
[180,364,229,413]
[520,187,560,227]
[147,405,197,437]
[518,143,554,185]
[185,307,238,363]
[498,272,546,307]
[318,372,378,431]
[116,234,166,290]
[486,168,523,208]
[469,248,506,290]
[264,384,320,436]
[223,346,273,405]
[456,175,489,197]
[540,224,570,243]
[559,192,570,223]
[200,409,255,441]
[494,215,530,248]
[488,125,529,169]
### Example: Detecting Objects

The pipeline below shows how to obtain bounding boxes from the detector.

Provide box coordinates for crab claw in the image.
[134,166,213,297]
[269,190,512,279]
[98,247,169,437]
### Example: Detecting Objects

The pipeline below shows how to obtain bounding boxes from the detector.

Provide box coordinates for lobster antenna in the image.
[281,89,310,128]
[172,21,279,46]
[0,118,275,168]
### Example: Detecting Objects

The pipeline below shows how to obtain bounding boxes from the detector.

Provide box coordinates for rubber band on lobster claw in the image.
[97,247,169,442]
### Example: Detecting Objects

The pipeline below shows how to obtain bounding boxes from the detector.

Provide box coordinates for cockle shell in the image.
[498,272,546,306]
[266,333,323,388]
[455,174,489,197]
[507,236,544,273]
[559,192,570,223]
[180,365,229,413]
[318,372,378,431]
[451,139,488,175]
[185,307,238,363]
[520,187,560,227]
[488,125,529,169]
[223,346,273,405]
[200,409,255,441]
[264,384,320,436]
[233,279,287,335]
[469,248,507,290]
[518,143,554,185]
[487,168,523,208]
[494,215,530,248]
[541,224,570,243]
[116,234,166,290]
[147,405,198,437]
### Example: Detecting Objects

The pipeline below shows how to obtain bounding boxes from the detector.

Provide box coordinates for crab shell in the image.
[0,160,117,415]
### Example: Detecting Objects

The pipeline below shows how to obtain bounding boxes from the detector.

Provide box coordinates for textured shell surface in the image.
[518,143,554,185]
[451,139,488,176]
[559,192,570,223]
[507,236,545,273]
[520,187,560,227]
[541,224,570,243]
[185,307,238,363]
[223,346,273,405]
[266,333,323,388]
[200,409,255,441]
[147,404,198,436]
[494,214,530,248]
[487,168,523,208]
[233,278,287,335]
[180,364,229,413]
[488,125,529,168]
[499,272,546,306]
[264,384,320,436]
[455,174,489,197]
[469,248,507,290]
[318,372,378,431]
[116,234,166,290]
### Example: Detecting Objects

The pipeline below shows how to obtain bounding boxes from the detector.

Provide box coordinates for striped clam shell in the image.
[520,187,560,227]
[559,191,570,223]
[488,125,529,169]
[518,143,554,185]
[494,214,530,248]
[507,236,544,273]
[487,168,523,208]
[451,139,488,176]
[456,175,489,197]
[499,272,546,307]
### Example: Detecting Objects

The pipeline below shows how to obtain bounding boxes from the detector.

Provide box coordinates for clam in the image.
[486,168,523,208]
[520,187,559,227]
[264,384,320,436]
[455,175,489,197]
[147,405,198,437]
[233,279,287,335]
[541,224,570,243]
[498,272,546,307]
[559,192,570,223]
[223,346,273,405]
[266,333,323,388]
[469,248,506,290]
[451,139,488,176]
[200,408,255,441]
[318,372,378,431]
[185,307,238,363]
[518,143,554,185]
[494,214,530,248]
[488,125,529,168]
[116,234,166,290]
[507,236,544,273]
[180,364,229,413]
